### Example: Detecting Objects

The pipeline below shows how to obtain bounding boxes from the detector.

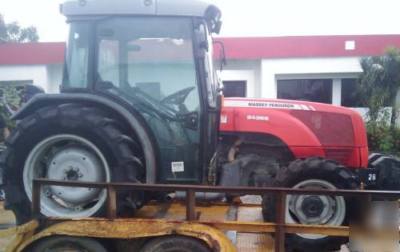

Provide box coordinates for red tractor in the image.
[219,97,370,250]
[1,0,399,251]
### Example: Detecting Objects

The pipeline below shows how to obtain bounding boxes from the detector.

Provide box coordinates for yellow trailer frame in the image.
[0,204,349,252]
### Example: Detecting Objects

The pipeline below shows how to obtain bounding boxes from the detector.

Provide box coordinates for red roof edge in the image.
[214,34,400,60]
[1,34,400,65]
[0,42,65,65]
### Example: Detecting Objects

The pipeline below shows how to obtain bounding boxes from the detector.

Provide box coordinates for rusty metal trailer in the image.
[1,178,399,252]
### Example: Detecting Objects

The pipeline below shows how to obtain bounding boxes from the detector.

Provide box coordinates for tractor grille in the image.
[290,111,355,146]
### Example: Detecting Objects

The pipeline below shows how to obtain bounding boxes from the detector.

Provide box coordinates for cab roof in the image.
[61,0,220,19]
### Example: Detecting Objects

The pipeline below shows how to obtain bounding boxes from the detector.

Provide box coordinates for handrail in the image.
[32,178,400,196]
[31,178,400,252]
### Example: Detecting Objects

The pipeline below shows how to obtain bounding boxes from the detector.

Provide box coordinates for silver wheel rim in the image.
[286,179,346,239]
[23,134,110,218]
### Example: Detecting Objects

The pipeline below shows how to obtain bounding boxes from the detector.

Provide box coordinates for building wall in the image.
[218,60,261,98]
[0,64,63,93]
[219,57,363,104]
[0,65,48,90]
[46,64,63,93]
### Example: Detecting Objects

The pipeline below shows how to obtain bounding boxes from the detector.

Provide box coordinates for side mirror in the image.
[213,21,222,34]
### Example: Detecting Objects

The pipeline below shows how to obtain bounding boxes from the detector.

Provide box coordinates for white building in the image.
[0,42,64,93]
[217,35,400,109]
[0,34,399,113]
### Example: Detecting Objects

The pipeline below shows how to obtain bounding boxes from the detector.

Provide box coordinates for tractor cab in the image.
[60,0,222,184]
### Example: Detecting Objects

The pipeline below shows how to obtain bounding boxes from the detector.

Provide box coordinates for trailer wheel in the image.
[262,157,358,252]
[30,236,107,252]
[140,235,211,252]
[2,104,145,224]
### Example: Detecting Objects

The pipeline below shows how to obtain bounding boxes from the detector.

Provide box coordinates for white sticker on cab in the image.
[171,161,185,173]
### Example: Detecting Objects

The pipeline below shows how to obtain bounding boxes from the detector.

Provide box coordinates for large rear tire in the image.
[2,104,145,224]
[262,157,358,252]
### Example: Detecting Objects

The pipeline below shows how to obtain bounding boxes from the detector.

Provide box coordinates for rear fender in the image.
[12,93,158,184]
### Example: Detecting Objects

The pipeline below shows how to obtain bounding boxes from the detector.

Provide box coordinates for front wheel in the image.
[262,157,358,252]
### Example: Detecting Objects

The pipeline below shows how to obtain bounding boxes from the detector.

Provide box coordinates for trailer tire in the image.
[2,104,145,224]
[30,236,107,252]
[262,157,358,252]
[140,235,211,252]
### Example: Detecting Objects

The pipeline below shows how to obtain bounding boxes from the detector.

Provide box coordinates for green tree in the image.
[359,47,400,129]
[0,14,39,43]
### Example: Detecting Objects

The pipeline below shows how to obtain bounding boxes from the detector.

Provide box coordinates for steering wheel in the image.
[108,83,176,120]
[161,87,195,105]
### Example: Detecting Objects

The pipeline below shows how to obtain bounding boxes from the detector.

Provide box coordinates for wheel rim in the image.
[23,134,110,218]
[286,179,346,239]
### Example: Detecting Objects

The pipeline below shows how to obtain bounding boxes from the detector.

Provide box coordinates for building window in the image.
[277,79,332,104]
[341,78,364,107]
[223,81,247,97]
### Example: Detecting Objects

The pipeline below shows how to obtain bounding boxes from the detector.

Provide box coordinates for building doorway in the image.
[223,80,247,97]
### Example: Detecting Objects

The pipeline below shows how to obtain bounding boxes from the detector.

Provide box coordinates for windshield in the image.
[95,17,200,114]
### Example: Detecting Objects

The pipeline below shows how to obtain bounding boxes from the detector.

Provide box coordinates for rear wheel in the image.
[262,157,358,252]
[2,104,145,224]
[24,134,111,218]
[30,236,107,252]
[140,236,211,252]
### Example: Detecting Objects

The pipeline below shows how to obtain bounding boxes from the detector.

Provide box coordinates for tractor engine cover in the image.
[220,97,369,169]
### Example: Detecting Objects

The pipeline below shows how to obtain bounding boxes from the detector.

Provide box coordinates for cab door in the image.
[95,17,204,184]
[194,21,221,183]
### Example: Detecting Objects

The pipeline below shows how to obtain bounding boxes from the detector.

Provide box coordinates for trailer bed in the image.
[0,200,276,251]
[135,201,274,251]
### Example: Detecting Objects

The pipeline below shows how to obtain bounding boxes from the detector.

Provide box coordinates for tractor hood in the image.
[220,97,369,168]
[222,97,360,116]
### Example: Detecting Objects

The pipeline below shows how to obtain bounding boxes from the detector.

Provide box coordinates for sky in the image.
[0,0,400,42]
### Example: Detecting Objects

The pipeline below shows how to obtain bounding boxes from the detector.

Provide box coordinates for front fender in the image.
[13,93,158,184]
